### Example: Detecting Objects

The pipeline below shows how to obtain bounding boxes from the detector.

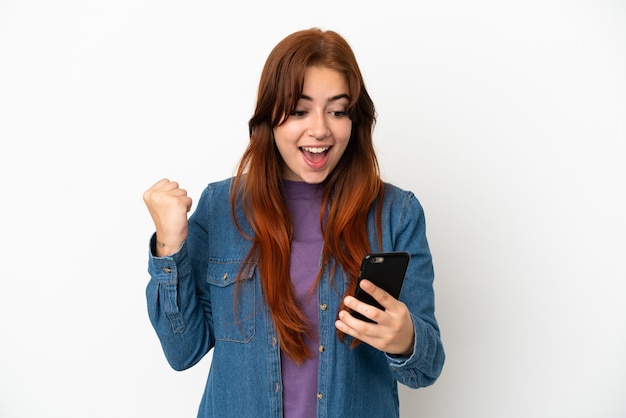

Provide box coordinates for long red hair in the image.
[231,28,384,364]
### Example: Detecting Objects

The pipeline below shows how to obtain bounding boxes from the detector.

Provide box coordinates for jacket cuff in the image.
[147,233,189,281]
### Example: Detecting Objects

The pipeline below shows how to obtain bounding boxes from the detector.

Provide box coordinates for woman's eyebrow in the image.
[300,93,350,102]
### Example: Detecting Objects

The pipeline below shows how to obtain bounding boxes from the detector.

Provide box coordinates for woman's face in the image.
[273,66,352,183]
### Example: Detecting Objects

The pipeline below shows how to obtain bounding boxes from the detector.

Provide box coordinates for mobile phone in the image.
[350,251,410,323]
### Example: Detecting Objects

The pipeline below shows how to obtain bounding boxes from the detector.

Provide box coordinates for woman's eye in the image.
[291,110,307,117]
[331,111,348,117]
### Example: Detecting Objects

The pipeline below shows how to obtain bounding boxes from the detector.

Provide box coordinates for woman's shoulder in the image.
[381,182,425,213]
[199,176,236,197]
[383,182,418,201]
[206,176,236,189]
[383,181,410,195]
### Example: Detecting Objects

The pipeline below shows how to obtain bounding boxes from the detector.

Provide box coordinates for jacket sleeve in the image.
[145,189,215,371]
[385,191,445,388]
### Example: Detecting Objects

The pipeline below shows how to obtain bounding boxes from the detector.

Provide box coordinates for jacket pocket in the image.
[206,260,257,343]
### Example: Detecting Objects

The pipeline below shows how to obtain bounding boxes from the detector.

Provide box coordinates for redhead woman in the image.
[143,28,444,418]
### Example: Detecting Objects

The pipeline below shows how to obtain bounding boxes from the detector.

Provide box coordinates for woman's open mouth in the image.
[300,146,331,168]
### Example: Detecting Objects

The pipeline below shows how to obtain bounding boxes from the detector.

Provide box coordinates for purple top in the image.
[281,180,324,418]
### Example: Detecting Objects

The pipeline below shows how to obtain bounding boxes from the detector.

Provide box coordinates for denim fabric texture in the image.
[146,178,445,418]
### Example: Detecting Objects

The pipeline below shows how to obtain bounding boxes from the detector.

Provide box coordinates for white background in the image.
[1,1,625,417]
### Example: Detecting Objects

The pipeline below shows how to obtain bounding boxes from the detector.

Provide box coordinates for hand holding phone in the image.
[351,252,410,323]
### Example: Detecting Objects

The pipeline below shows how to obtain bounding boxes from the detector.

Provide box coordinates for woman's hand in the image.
[143,178,192,256]
[335,279,415,356]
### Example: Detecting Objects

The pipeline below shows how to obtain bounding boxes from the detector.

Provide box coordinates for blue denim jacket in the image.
[146,178,444,418]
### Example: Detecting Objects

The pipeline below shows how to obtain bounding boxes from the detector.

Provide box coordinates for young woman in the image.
[143,28,444,418]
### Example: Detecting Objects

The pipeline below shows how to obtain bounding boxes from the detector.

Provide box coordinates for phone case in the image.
[351,251,410,323]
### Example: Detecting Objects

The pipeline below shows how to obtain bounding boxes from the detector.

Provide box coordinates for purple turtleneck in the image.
[281,180,324,418]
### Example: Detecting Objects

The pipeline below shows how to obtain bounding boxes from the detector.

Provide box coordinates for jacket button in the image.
[319,345,325,353]
[271,336,277,346]
[317,393,323,400]
[320,303,328,311]
[162,267,172,273]
[222,272,228,280]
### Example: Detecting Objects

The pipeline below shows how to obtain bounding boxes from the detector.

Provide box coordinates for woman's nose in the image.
[308,112,330,141]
